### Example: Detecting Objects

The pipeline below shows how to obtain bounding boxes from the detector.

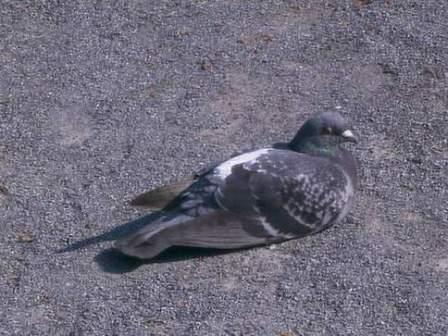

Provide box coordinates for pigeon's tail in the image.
[114,211,192,259]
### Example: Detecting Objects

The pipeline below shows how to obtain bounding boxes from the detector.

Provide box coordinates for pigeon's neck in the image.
[288,135,340,158]
[290,136,359,188]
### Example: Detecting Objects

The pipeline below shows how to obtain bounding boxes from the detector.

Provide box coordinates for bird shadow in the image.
[94,246,244,274]
[56,212,163,253]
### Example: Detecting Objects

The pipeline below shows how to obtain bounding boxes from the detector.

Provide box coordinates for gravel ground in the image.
[1,1,447,335]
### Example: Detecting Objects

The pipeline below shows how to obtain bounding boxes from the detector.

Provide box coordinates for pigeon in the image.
[116,111,358,259]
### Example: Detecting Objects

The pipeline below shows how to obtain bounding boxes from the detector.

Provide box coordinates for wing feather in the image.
[116,210,271,259]
[167,211,271,248]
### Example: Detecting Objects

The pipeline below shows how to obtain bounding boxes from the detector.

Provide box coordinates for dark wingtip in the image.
[129,193,155,207]
[129,179,195,209]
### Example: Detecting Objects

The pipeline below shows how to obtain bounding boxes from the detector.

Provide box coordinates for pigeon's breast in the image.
[333,167,355,224]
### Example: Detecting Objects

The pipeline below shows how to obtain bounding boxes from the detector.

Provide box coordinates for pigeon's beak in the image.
[341,129,358,143]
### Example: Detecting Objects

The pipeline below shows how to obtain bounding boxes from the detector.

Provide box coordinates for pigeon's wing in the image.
[215,164,314,238]
[166,210,273,248]
[216,151,352,238]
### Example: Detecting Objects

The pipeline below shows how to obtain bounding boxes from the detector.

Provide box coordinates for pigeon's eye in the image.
[321,127,332,135]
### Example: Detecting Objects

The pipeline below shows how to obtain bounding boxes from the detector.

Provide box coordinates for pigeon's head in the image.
[310,111,357,142]
[289,111,358,152]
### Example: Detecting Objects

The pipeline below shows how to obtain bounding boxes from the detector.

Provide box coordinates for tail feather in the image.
[116,231,171,259]
[114,212,191,259]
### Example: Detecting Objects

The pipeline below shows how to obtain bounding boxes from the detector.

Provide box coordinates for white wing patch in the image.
[253,203,294,239]
[258,216,280,236]
[214,148,272,179]
[258,215,295,239]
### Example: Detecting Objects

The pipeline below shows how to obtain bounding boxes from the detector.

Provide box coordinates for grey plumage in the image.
[116,111,359,259]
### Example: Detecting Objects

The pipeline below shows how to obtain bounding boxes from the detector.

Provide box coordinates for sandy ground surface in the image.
[1,1,447,335]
